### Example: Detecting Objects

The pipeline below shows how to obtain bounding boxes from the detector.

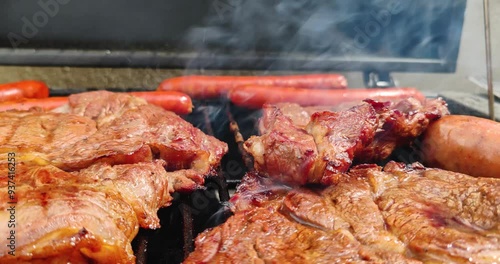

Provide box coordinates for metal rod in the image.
[180,200,194,258]
[133,230,149,264]
[483,0,495,120]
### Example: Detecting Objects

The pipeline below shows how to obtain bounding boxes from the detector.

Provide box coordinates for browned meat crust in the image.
[0,161,173,263]
[245,98,448,185]
[245,104,318,185]
[356,97,449,162]
[0,91,228,186]
[306,103,378,185]
[0,91,228,263]
[185,163,500,264]
[273,102,365,129]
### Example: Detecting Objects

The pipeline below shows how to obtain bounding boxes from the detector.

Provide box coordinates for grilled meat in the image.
[0,91,227,186]
[61,90,148,125]
[273,102,369,129]
[0,161,174,264]
[306,103,378,185]
[245,98,448,185]
[185,163,500,264]
[0,91,228,263]
[245,104,318,185]
[356,97,449,162]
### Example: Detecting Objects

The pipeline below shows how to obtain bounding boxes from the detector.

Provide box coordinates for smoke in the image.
[183,0,466,72]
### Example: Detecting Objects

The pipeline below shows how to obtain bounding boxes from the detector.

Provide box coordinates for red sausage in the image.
[0,91,193,114]
[128,91,193,115]
[0,80,49,102]
[228,86,426,109]
[0,97,68,112]
[421,115,500,178]
[157,74,348,98]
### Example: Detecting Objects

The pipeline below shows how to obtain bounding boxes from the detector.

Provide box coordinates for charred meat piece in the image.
[274,102,369,129]
[245,98,448,185]
[60,90,148,126]
[185,163,500,263]
[0,161,174,263]
[376,162,500,263]
[356,97,449,162]
[0,91,227,186]
[62,103,227,175]
[306,103,378,185]
[245,105,318,185]
[246,102,378,185]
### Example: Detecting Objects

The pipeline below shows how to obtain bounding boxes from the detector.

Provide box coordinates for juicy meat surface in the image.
[245,105,318,185]
[185,163,500,264]
[65,91,148,126]
[245,98,448,185]
[306,103,378,185]
[0,91,227,186]
[0,161,173,263]
[0,91,228,262]
[274,102,367,129]
[356,97,449,162]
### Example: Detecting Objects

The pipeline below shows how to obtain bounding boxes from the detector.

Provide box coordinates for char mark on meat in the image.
[245,105,318,185]
[357,97,449,162]
[306,102,378,185]
[245,98,448,185]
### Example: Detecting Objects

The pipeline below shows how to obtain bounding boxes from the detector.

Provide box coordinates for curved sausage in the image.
[0,80,49,102]
[0,91,193,114]
[128,91,193,115]
[157,74,348,99]
[0,97,68,111]
[228,86,425,109]
[421,115,500,178]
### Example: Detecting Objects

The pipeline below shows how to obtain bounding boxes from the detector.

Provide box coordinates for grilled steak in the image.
[245,98,448,185]
[185,162,500,263]
[0,91,228,186]
[0,91,229,263]
[0,161,173,263]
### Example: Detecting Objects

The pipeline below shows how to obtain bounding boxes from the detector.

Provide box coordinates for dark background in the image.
[0,0,466,71]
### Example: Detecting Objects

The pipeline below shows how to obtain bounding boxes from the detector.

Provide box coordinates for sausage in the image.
[128,91,193,115]
[0,88,24,102]
[421,115,500,178]
[0,97,68,112]
[157,74,348,98]
[0,91,194,114]
[0,80,49,102]
[227,86,426,109]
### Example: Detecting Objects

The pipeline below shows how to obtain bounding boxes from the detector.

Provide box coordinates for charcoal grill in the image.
[1,0,497,263]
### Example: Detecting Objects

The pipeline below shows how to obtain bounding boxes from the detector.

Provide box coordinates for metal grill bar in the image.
[134,231,149,264]
[483,0,495,120]
[227,109,254,172]
[180,201,194,259]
